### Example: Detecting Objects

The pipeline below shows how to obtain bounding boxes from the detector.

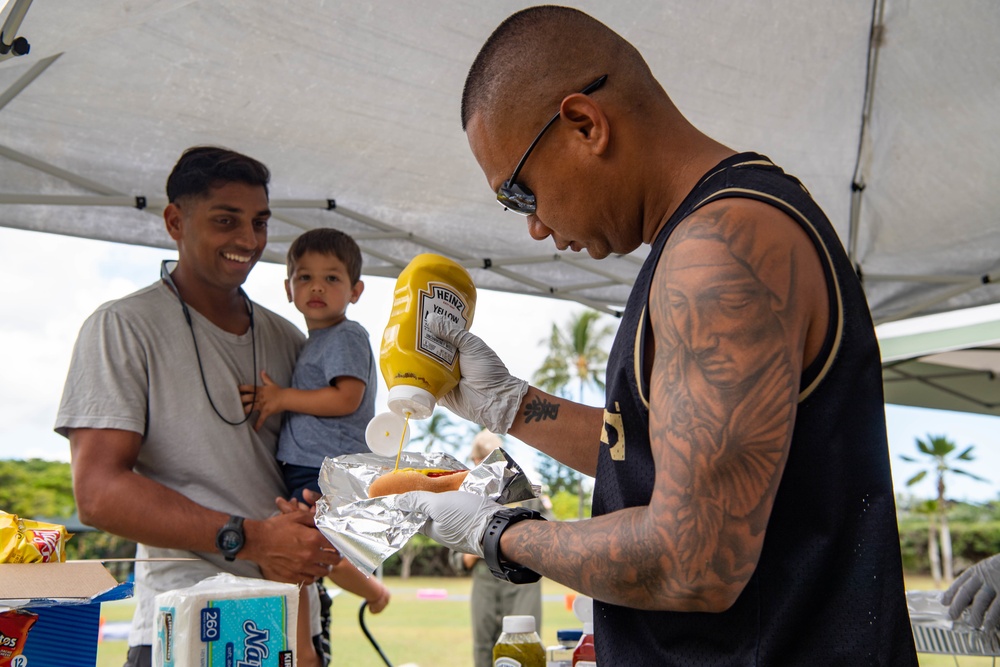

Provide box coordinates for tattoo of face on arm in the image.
[505,203,812,612]
[523,396,560,423]
[647,202,801,595]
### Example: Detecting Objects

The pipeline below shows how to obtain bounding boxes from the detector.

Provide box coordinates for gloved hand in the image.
[941,553,1000,631]
[427,313,529,435]
[396,490,503,558]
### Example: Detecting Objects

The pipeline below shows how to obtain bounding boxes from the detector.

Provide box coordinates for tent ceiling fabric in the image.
[1,1,999,321]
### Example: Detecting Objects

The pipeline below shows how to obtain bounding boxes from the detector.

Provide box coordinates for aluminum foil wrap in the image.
[314,447,538,574]
[906,590,1000,655]
[907,590,956,630]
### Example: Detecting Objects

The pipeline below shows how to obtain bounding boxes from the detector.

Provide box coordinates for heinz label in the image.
[417,282,469,366]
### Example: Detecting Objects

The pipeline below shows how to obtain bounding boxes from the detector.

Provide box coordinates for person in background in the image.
[397,6,918,664]
[239,227,390,664]
[942,553,1000,632]
[56,146,339,667]
[453,429,547,667]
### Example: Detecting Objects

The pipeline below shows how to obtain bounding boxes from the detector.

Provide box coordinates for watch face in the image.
[219,529,242,552]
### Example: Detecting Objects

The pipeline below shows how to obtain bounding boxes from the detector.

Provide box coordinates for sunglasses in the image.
[496,74,608,216]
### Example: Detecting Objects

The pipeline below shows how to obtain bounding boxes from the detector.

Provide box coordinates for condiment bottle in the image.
[545,645,573,667]
[571,621,595,665]
[493,614,545,667]
[365,253,477,455]
[570,595,595,666]
[546,629,582,667]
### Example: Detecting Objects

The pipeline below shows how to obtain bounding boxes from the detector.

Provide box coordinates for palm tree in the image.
[900,434,989,584]
[910,498,943,585]
[533,310,615,519]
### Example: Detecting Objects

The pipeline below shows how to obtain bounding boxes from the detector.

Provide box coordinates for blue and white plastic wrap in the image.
[153,573,298,667]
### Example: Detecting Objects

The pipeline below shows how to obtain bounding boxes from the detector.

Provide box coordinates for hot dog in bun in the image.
[368,468,469,498]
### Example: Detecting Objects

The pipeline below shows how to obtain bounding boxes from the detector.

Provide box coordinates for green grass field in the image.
[94,574,998,667]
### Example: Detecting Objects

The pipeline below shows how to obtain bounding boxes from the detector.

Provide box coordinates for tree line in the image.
[0,458,136,579]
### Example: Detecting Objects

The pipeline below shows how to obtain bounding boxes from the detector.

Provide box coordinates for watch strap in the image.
[482,507,544,584]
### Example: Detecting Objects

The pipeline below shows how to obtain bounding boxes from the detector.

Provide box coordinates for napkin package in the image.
[153,574,297,667]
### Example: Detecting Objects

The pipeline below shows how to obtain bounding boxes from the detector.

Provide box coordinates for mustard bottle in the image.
[365,253,476,456]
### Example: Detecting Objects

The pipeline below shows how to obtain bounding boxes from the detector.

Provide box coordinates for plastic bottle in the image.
[571,621,595,665]
[365,253,477,455]
[493,615,546,667]
[379,253,477,417]
[546,629,582,667]
[558,629,583,647]
[545,645,573,667]
[570,595,595,666]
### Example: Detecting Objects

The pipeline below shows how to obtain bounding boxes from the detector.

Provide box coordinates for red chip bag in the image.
[0,609,38,665]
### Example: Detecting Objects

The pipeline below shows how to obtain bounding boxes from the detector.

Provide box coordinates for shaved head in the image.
[462,5,662,134]
[461,5,720,256]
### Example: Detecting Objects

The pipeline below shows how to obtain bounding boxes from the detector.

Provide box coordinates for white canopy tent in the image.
[1,0,999,322]
[878,303,1000,417]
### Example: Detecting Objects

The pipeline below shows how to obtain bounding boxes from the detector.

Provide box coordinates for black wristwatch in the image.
[482,507,545,584]
[215,515,245,562]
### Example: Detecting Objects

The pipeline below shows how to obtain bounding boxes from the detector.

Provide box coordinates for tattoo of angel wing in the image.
[714,351,795,520]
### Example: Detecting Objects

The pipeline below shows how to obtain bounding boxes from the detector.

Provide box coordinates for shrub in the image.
[898,520,1000,575]
[67,531,137,581]
[949,522,1000,570]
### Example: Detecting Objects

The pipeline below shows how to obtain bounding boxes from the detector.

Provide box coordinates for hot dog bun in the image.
[368,468,469,498]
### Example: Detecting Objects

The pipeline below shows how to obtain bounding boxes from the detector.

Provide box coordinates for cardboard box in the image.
[0,562,133,667]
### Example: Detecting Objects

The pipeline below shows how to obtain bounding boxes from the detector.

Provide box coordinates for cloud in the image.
[0,229,166,459]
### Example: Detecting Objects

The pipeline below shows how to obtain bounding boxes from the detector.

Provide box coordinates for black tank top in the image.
[593,153,917,665]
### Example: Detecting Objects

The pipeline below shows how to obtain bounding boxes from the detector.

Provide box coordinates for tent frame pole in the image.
[0,0,33,62]
[847,0,887,267]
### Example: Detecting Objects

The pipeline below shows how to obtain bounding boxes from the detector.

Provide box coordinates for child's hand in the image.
[238,371,285,431]
[275,496,313,515]
[367,583,391,613]
[274,490,323,517]
[302,489,323,506]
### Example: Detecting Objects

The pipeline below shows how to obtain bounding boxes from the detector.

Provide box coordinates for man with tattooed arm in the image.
[398,6,918,665]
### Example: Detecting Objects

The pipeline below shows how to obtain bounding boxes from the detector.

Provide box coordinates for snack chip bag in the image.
[0,609,38,665]
[0,511,69,564]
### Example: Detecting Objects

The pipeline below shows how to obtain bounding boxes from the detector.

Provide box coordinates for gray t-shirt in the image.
[55,279,304,646]
[277,319,376,467]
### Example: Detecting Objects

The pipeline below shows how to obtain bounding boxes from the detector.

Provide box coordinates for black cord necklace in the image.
[160,260,256,426]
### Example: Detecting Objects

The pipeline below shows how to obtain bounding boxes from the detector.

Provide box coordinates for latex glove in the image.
[397,490,503,558]
[426,313,529,435]
[942,553,1000,631]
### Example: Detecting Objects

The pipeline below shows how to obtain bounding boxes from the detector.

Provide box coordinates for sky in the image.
[1,225,998,504]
